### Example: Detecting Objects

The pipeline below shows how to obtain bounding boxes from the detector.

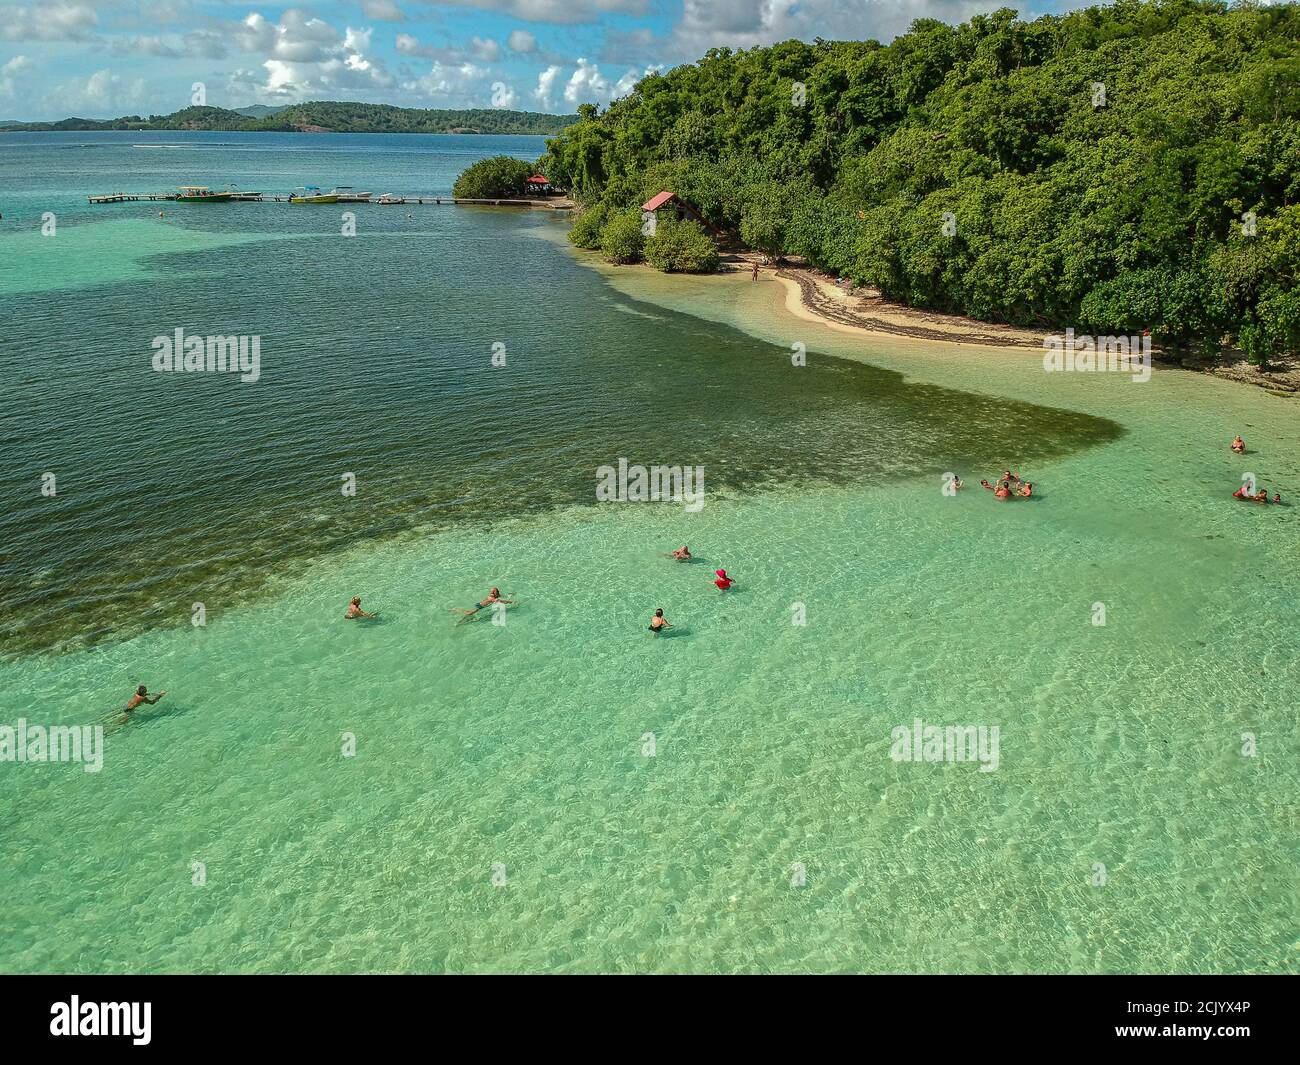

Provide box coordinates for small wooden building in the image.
[641,191,711,230]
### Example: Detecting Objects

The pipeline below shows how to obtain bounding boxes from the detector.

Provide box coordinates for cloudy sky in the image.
[0,1,1080,120]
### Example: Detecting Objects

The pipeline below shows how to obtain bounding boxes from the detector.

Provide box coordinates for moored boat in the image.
[331,187,372,203]
[375,193,406,205]
[289,186,339,204]
[175,185,232,203]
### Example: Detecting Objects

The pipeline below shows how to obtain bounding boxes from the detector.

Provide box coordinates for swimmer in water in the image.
[713,568,734,591]
[667,545,692,562]
[1231,435,1246,454]
[345,596,377,619]
[454,587,514,622]
[125,686,166,713]
[649,608,672,634]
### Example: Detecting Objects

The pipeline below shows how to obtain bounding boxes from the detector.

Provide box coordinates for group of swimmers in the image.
[1229,436,1283,504]
[346,588,517,624]
[978,470,1033,500]
[650,546,735,633]
[124,433,1289,710]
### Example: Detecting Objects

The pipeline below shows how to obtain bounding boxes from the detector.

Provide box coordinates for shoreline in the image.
[719,252,1300,395]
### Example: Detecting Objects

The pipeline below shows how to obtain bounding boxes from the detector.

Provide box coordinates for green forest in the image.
[6,103,576,136]
[537,0,1300,365]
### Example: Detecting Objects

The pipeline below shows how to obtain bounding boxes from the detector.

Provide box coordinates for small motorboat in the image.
[175,185,232,203]
[375,193,406,205]
[331,187,372,203]
[289,186,339,204]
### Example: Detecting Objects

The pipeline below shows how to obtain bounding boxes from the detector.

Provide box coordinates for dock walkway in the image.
[88,193,573,209]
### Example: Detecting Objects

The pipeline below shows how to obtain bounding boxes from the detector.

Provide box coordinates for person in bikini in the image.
[649,608,672,634]
[1231,436,1246,454]
[667,545,692,562]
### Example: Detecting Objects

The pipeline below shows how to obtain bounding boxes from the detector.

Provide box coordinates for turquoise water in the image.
[0,134,1295,973]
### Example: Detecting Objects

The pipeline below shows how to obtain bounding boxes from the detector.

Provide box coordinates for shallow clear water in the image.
[0,133,1295,973]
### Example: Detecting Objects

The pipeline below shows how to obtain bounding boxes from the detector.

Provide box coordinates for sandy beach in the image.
[713,253,1300,394]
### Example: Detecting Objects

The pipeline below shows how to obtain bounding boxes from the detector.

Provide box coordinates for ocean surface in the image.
[0,131,1294,973]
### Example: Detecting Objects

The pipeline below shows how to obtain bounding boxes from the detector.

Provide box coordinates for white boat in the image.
[331,187,372,203]
[375,193,406,205]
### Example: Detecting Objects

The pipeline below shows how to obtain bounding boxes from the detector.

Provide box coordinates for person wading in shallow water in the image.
[649,608,672,634]
[751,261,760,281]
[345,597,377,619]
[125,686,166,716]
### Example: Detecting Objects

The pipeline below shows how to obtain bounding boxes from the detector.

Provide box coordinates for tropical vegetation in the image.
[535,1,1300,363]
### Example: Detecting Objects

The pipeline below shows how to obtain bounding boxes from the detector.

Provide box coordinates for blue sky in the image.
[0,1,1082,120]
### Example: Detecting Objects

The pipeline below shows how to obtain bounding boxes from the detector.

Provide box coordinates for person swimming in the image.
[345,597,376,619]
[714,568,734,591]
[1231,436,1246,454]
[125,686,166,713]
[454,587,515,621]
[1019,481,1033,498]
[1273,493,1282,504]
[668,545,692,561]
[980,479,994,490]
[994,484,1011,500]
[649,608,672,634]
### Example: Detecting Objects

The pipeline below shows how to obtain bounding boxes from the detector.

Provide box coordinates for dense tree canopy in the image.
[535,0,1300,362]
[452,155,536,199]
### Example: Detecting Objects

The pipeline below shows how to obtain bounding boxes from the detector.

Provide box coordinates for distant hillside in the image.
[234,105,289,119]
[3,102,578,135]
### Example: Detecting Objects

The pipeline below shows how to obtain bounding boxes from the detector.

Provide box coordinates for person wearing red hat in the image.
[713,569,734,591]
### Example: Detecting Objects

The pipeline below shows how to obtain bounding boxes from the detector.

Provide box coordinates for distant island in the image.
[1,102,578,136]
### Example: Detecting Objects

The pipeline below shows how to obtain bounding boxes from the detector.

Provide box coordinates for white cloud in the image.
[438,1,648,25]
[48,67,149,114]
[663,0,1002,61]
[360,0,405,19]
[228,12,394,100]
[507,30,536,53]
[468,36,500,62]
[108,31,228,60]
[0,1,98,42]
[0,54,32,99]
[402,60,488,102]
[533,64,562,111]
[560,58,657,108]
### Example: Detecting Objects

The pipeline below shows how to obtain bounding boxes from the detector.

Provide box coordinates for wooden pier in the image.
[88,192,572,209]
[88,192,178,203]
